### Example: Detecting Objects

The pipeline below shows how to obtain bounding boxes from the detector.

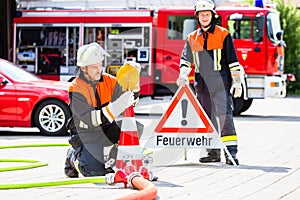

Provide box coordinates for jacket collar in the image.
[199,23,216,36]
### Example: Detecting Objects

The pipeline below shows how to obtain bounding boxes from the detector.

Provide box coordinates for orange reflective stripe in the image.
[105,106,115,121]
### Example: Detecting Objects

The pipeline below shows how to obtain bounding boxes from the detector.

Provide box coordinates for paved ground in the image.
[0,97,300,199]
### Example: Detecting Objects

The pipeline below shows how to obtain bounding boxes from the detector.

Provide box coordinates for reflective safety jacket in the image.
[68,72,123,143]
[275,40,285,74]
[180,24,242,91]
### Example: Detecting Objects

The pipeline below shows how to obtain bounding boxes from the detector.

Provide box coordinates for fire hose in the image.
[0,143,107,189]
[0,143,158,199]
[106,165,158,200]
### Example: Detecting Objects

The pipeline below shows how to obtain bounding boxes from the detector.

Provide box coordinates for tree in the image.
[275,0,300,95]
[242,0,300,95]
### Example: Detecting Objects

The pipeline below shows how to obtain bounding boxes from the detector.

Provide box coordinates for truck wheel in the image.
[33,100,70,136]
[240,99,253,113]
[233,98,253,116]
[233,97,244,116]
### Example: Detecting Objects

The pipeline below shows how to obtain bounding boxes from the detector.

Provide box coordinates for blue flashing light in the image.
[255,0,264,8]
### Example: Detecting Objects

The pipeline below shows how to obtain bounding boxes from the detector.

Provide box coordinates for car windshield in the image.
[0,60,41,81]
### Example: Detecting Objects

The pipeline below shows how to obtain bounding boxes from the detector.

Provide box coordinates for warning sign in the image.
[155,85,214,134]
[153,85,223,148]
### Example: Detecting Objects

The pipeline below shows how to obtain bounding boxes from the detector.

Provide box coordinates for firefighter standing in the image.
[64,42,142,177]
[275,31,286,75]
[177,0,243,165]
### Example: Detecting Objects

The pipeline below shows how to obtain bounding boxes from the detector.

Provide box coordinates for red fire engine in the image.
[12,0,289,114]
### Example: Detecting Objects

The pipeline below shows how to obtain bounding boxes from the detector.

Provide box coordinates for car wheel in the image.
[34,99,70,136]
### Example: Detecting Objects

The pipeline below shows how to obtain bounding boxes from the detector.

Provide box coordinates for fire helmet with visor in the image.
[76,42,110,67]
[194,0,216,15]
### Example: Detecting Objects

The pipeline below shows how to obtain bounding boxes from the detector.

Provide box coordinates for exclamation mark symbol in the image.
[181,99,188,126]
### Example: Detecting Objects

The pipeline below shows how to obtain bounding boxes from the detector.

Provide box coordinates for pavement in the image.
[0,96,300,199]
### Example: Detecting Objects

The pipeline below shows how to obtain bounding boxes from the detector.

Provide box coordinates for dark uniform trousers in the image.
[194,73,237,158]
[66,120,144,177]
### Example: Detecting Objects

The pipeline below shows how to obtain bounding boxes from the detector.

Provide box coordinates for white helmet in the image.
[76,42,110,67]
[194,0,216,15]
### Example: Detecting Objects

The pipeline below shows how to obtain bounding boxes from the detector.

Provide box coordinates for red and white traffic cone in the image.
[116,105,144,172]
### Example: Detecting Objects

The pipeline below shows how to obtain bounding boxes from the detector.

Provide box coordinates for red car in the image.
[0,59,70,136]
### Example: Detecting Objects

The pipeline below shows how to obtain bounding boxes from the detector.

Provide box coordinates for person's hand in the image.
[230,71,243,98]
[176,67,191,87]
[176,74,189,87]
[102,91,134,122]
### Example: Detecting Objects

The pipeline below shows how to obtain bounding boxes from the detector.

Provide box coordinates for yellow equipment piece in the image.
[116,61,140,92]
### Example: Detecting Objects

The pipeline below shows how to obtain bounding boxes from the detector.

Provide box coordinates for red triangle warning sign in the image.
[155,85,214,134]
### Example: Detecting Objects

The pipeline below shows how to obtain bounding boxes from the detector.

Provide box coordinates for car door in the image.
[0,75,17,126]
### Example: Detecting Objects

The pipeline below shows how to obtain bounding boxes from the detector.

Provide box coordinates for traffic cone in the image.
[116,105,144,171]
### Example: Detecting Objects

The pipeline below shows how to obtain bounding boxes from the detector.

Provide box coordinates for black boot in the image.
[199,149,221,163]
[64,148,79,178]
[225,145,239,165]
[225,154,239,165]
[104,145,117,174]
[108,144,118,161]
[105,145,117,168]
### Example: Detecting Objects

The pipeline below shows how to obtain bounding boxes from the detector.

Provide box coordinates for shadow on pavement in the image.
[153,162,291,173]
[235,114,300,122]
[153,181,183,188]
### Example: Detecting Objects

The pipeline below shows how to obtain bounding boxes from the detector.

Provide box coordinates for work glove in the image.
[230,71,243,98]
[176,67,192,87]
[102,91,135,123]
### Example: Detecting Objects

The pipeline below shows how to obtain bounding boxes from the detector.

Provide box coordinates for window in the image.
[168,16,195,40]
[228,18,251,40]
[252,19,261,42]
[15,25,79,75]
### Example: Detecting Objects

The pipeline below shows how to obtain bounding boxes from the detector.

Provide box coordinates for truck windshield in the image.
[266,12,281,43]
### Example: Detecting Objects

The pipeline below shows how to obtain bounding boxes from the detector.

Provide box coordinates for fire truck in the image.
[12,0,289,114]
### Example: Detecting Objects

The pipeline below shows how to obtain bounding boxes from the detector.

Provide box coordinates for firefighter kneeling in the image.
[64,42,143,177]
